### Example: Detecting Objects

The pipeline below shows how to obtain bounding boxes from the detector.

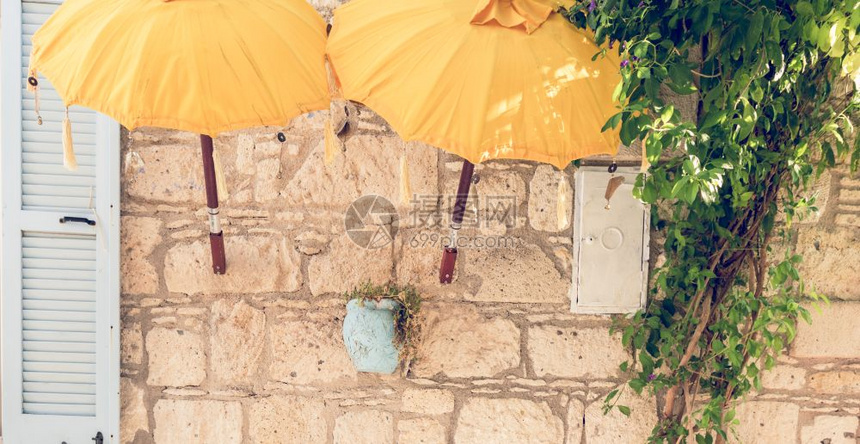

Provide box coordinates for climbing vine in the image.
[564,0,859,442]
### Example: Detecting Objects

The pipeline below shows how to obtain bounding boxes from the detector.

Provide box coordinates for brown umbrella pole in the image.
[200,135,227,274]
[439,159,475,283]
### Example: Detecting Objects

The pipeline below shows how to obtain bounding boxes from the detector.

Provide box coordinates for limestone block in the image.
[477,170,527,202]
[475,170,527,230]
[153,399,242,443]
[334,410,395,444]
[401,388,455,415]
[529,165,573,232]
[840,188,860,201]
[164,236,302,295]
[254,158,282,202]
[528,326,628,379]
[125,144,204,204]
[808,370,860,393]
[269,318,357,385]
[398,418,447,444]
[284,135,437,209]
[394,232,442,288]
[584,389,657,443]
[307,234,393,296]
[566,398,585,444]
[145,327,206,386]
[795,228,860,300]
[234,132,282,173]
[732,401,799,444]
[760,365,806,391]
[121,322,143,366]
[792,302,860,358]
[800,415,858,444]
[413,305,520,378]
[465,242,569,303]
[120,378,148,444]
[248,396,327,444]
[836,214,860,226]
[454,398,563,444]
[121,216,162,294]
[210,299,266,384]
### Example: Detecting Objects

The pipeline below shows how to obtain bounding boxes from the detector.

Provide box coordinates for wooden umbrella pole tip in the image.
[210,232,226,274]
[439,247,458,284]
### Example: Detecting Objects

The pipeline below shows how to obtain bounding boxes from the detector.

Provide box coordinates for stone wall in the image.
[118,103,860,443]
[117,3,860,441]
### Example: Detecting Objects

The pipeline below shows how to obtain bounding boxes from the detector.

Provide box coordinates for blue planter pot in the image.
[343,298,401,374]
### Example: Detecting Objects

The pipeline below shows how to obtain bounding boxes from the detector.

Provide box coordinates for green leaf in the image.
[628,378,646,394]
[803,20,820,44]
[817,22,833,52]
[617,405,631,417]
[746,13,764,54]
[620,115,641,146]
[701,110,728,129]
[737,102,757,141]
[633,329,646,349]
[794,1,814,16]
[611,80,624,102]
[751,85,764,103]
[602,113,623,132]
[670,179,688,199]
[660,105,675,124]
[642,181,658,202]
[604,389,619,403]
[684,181,699,204]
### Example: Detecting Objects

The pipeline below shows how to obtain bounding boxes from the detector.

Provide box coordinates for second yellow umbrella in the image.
[327,0,622,169]
[328,0,622,283]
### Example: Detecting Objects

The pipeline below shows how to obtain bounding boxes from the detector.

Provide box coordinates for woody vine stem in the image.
[564,0,860,442]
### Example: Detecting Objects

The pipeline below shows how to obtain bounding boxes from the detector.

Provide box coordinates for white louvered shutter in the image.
[2,1,120,442]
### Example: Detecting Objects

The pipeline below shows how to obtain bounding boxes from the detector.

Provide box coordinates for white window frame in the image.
[1,0,121,441]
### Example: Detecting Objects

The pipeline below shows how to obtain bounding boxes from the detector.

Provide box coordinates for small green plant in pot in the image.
[342,282,421,374]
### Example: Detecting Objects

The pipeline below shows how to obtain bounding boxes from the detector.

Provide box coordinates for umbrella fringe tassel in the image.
[557,175,569,230]
[324,118,339,165]
[63,107,78,171]
[212,145,229,200]
[35,88,42,124]
[400,154,412,205]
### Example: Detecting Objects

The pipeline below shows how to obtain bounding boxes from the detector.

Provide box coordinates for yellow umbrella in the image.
[327,0,622,169]
[28,0,330,274]
[327,0,622,283]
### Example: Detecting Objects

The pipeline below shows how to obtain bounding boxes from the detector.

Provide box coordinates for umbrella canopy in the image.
[29,0,330,136]
[27,0,331,274]
[327,0,622,169]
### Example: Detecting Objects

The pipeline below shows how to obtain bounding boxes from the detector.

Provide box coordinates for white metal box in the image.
[571,167,649,314]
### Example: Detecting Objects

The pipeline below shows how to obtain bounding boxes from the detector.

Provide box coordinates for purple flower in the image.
[608,40,614,49]
[620,59,630,68]
[588,0,596,12]
[647,373,656,381]
[631,55,639,62]
[638,1,645,6]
